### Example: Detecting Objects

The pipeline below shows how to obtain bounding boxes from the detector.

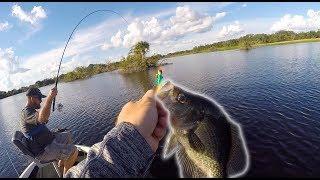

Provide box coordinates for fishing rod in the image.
[52,9,129,112]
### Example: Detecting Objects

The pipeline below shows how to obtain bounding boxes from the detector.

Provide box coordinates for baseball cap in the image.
[26,87,46,99]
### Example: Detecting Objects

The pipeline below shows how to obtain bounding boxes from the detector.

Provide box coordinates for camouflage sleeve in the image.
[64,122,155,178]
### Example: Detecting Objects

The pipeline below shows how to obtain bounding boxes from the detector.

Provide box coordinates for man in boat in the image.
[20,87,78,175]
[65,89,169,178]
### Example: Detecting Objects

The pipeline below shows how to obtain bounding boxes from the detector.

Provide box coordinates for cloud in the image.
[0,16,127,91]
[0,48,31,91]
[0,48,30,74]
[242,4,247,7]
[11,4,47,42]
[122,16,163,48]
[104,6,226,49]
[214,12,227,21]
[60,55,92,73]
[101,43,112,51]
[101,30,123,50]
[11,4,47,25]
[168,6,219,35]
[111,30,123,47]
[270,9,320,32]
[219,21,245,38]
[0,21,12,31]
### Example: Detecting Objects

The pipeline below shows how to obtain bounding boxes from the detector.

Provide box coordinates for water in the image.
[1,42,320,177]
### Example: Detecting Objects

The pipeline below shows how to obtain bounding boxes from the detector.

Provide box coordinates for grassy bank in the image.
[164,38,320,59]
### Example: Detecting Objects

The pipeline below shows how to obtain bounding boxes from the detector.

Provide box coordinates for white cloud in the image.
[104,6,226,49]
[101,30,123,50]
[219,21,245,38]
[11,4,47,25]
[168,6,217,35]
[111,30,123,47]
[11,4,47,42]
[0,16,127,91]
[270,9,320,32]
[101,43,112,51]
[0,48,31,91]
[0,48,30,74]
[0,21,12,31]
[122,16,163,48]
[242,4,247,7]
[214,12,227,21]
[60,55,91,73]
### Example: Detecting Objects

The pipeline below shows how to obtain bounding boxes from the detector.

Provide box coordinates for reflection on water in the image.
[119,70,156,93]
[0,42,320,177]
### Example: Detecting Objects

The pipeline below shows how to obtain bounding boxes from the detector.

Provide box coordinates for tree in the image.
[118,41,164,73]
[239,40,253,50]
[129,41,150,57]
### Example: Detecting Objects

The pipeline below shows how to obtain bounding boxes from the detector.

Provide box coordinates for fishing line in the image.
[52,9,129,112]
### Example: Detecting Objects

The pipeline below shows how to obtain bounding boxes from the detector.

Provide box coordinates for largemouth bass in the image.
[157,80,249,178]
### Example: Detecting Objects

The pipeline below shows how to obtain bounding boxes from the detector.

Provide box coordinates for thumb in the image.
[141,89,156,103]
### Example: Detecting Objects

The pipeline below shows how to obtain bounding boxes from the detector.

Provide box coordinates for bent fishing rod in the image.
[52,9,129,112]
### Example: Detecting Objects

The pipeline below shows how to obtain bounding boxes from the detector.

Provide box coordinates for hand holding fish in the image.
[157,81,249,178]
[117,89,169,153]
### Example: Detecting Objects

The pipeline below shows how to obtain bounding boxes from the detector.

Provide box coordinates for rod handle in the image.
[52,97,56,112]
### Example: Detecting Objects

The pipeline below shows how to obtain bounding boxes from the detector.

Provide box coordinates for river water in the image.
[1,42,320,177]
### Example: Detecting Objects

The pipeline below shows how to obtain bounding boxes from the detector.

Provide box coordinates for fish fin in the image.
[188,131,205,153]
[226,123,249,177]
[176,147,206,178]
[162,133,179,159]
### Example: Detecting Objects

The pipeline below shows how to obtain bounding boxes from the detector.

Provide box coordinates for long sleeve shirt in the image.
[64,122,155,178]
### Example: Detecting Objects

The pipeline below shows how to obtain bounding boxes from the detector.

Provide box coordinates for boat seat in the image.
[12,131,36,159]
[12,131,57,164]
[12,131,62,177]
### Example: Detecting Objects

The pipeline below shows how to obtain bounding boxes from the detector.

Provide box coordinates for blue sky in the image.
[0,2,320,91]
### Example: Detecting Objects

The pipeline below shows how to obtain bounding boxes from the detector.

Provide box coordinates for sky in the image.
[0,2,320,91]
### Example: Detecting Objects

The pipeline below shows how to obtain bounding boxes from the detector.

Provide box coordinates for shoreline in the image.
[163,38,320,59]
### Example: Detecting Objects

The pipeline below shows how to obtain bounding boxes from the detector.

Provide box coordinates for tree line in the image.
[165,30,320,57]
[1,29,319,99]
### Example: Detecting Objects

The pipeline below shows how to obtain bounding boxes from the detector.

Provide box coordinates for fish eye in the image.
[177,93,187,103]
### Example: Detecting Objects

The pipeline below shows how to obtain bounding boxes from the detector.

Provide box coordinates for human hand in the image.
[48,87,58,99]
[117,89,169,152]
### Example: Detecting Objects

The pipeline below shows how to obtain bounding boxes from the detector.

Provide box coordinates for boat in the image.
[20,145,89,178]
[12,130,179,178]
[12,130,90,178]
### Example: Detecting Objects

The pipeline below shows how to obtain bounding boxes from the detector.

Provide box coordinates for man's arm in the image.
[38,88,57,124]
[64,122,155,178]
[64,89,169,178]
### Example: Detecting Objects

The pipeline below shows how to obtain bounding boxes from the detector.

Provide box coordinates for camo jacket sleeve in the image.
[64,122,155,178]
